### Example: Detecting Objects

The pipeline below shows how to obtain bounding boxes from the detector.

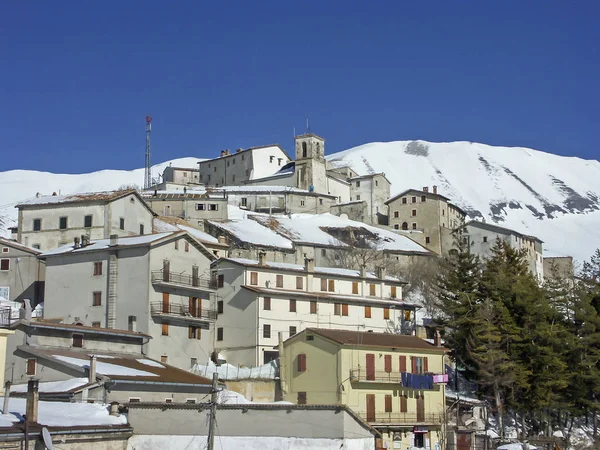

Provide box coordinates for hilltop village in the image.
[0,134,578,450]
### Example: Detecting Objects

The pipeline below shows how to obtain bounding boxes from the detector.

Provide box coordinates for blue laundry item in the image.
[401,372,407,387]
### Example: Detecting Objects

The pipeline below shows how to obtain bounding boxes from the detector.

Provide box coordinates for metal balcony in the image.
[151,270,217,293]
[357,411,443,426]
[0,306,12,328]
[350,369,402,384]
[150,302,217,325]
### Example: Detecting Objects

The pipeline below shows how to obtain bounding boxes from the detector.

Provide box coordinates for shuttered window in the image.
[297,392,307,405]
[384,308,390,320]
[310,301,317,314]
[276,275,283,288]
[296,277,303,290]
[365,306,371,318]
[289,299,296,312]
[369,284,376,296]
[320,278,327,291]
[328,280,335,292]
[72,334,83,348]
[297,354,307,372]
[352,282,359,294]
[334,303,341,316]
[385,394,392,413]
[26,359,36,376]
[342,304,348,316]
[400,355,407,372]
[384,355,392,373]
[391,286,397,298]
[92,291,102,306]
[161,323,169,336]
[400,394,407,412]
[250,272,258,285]
[264,297,271,310]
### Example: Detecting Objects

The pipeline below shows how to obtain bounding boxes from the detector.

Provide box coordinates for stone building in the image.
[0,237,45,306]
[142,190,229,224]
[211,255,417,367]
[385,186,466,254]
[162,165,201,186]
[15,190,155,251]
[39,231,218,370]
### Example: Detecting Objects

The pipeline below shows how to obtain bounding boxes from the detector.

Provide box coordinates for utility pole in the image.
[207,372,219,450]
[144,116,152,189]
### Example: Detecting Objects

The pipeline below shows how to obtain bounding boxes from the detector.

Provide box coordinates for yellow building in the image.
[282,328,448,450]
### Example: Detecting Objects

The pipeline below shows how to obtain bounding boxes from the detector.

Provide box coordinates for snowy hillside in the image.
[2,140,599,263]
[328,140,600,262]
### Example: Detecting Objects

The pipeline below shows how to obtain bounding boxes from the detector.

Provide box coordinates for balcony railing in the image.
[350,369,402,384]
[151,270,217,291]
[150,302,217,322]
[357,411,443,425]
[0,306,11,328]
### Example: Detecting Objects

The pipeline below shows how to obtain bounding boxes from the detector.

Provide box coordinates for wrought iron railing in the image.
[150,302,217,321]
[350,369,402,383]
[151,270,217,290]
[0,306,11,328]
[357,411,442,424]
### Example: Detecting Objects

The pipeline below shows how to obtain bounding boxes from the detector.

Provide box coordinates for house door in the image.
[189,297,201,318]
[416,394,425,422]
[163,260,170,281]
[366,353,375,381]
[162,293,170,314]
[366,394,375,422]
[457,432,472,450]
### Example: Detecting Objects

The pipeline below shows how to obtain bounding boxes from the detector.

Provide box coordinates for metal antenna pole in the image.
[144,116,153,189]
[207,372,219,450]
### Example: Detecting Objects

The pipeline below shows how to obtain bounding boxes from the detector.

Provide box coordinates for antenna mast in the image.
[144,116,152,189]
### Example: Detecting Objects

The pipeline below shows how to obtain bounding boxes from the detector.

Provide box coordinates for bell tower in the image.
[294,134,327,192]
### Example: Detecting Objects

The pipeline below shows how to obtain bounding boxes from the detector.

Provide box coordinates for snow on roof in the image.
[10,378,90,394]
[0,398,127,428]
[54,355,159,377]
[209,220,293,249]
[153,217,219,244]
[192,360,278,381]
[217,388,291,405]
[16,189,137,207]
[40,232,174,256]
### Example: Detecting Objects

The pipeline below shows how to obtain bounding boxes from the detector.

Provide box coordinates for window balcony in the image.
[357,411,443,426]
[350,369,402,384]
[150,302,217,325]
[151,270,217,293]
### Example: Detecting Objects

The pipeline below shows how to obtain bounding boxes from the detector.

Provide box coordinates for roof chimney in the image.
[88,355,97,382]
[304,258,315,273]
[434,329,442,347]
[109,234,119,246]
[109,401,120,416]
[236,148,243,153]
[52,192,57,196]
[423,186,429,193]
[218,235,227,245]
[377,266,386,280]
[74,237,80,249]
[433,185,438,195]
[25,378,39,424]
[360,265,367,278]
[258,251,267,266]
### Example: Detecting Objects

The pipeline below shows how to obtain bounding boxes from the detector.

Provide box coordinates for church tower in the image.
[294,134,327,193]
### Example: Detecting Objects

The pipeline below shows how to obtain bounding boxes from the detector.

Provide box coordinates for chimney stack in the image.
[88,355,97,382]
[109,401,120,416]
[433,185,438,195]
[217,235,227,245]
[360,265,367,278]
[434,329,442,347]
[377,266,386,280]
[74,237,80,249]
[236,148,243,153]
[25,378,39,424]
[304,258,315,273]
[258,251,267,266]
[423,186,429,193]
[109,234,119,246]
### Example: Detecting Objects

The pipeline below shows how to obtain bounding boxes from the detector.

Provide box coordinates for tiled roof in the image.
[0,237,42,255]
[14,319,151,339]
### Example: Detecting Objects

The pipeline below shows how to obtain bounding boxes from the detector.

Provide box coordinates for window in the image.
[72,334,83,348]
[217,300,224,314]
[269,156,274,163]
[209,204,218,211]
[218,274,225,288]
[411,209,417,217]
[385,394,392,412]
[297,354,307,372]
[402,197,407,204]
[227,160,230,167]
[412,356,428,374]
[369,284,376,296]
[250,272,258,285]
[402,222,408,230]
[186,398,197,404]
[319,198,323,205]
[59,217,68,230]
[425,237,431,244]
[302,142,307,158]
[196,203,206,211]
[289,326,297,336]
[320,278,327,291]
[421,195,426,202]
[334,303,341,316]
[92,322,101,328]
[232,159,235,165]
[321,248,326,257]
[92,291,102,306]
[300,200,305,206]
[263,324,271,338]
[483,236,488,243]
[32,244,40,249]
[162,322,169,336]
[264,297,271,310]
[33,218,41,231]
[84,215,93,228]
[404,310,411,321]
[232,174,236,183]
[384,307,390,319]
[297,392,307,404]
[356,181,361,187]
[174,240,179,250]
[289,299,296,312]
[394,224,399,230]
[160,355,168,363]
[185,242,189,252]
[356,195,361,201]
[310,301,317,314]
[119,218,125,230]
[217,327,224,341]
[342,304,348,316]
[375,180,379,186]
[296,277,303,290]
[26,359,36,376]
[394,211,399,218]
[188,326,202,339]
[412,223,417,230]
[400,394,408,412]
[275,274,283,288]
[0,259,9,271]
[352,282,359,294]
[128,315,137,331]
[328,280,335,292]
[411,196,417,203]
[241,198,248,207]
[365,306,372,318]
[139,224,144,235]
[93,262,102,276]
[391,286,397,298]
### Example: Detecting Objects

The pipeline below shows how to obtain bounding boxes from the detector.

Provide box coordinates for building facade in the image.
[15,190,154,251]
[40,231,217,369]
[0,238,45,306]
[162,166,201,185]
[282,328,448,450]
[386,186,467,254]
[211,255,416,367]
[143,191,229,223]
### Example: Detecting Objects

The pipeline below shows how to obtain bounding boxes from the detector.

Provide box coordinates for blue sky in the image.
[1,1,599,173]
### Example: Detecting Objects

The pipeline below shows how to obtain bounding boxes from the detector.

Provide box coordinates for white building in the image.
[211,254,418,367]
[40,231,218,370]
[15,190,155,251]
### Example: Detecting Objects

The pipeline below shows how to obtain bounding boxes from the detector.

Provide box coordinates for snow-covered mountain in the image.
[2,140,599,263]
[328,140,600,262]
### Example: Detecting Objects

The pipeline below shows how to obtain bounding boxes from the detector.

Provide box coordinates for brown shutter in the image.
[26,359,36,376]
[342,304,348,316]
[391,286,397,298]
[162,323,169,336]
[328,280,335,292]
[384,308,390,320]
[197,327,202,340]
[189,297,196,316]
[320,278,327,291]
[385,394,392,412]
[366,354,375,380]
[424,357,429,373]
[296,277,303,290]
[298,354,306,372]
[384,355,392,373]
[276,275,283,288]
[334,303,341,316]
[366,394,375,422]
[162,293,170,313]
[400,355,407,372]
[298,392,307,405]
[400,394,407,412]
[310,301,317,314]
[365,306,371,318]
[289,299,296,312]
[352,282,359,294]
[264,297,271,310]
[250,272,258,285]
[188,326,194,339]
[411,356,417,374]
[369,284,376,296]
